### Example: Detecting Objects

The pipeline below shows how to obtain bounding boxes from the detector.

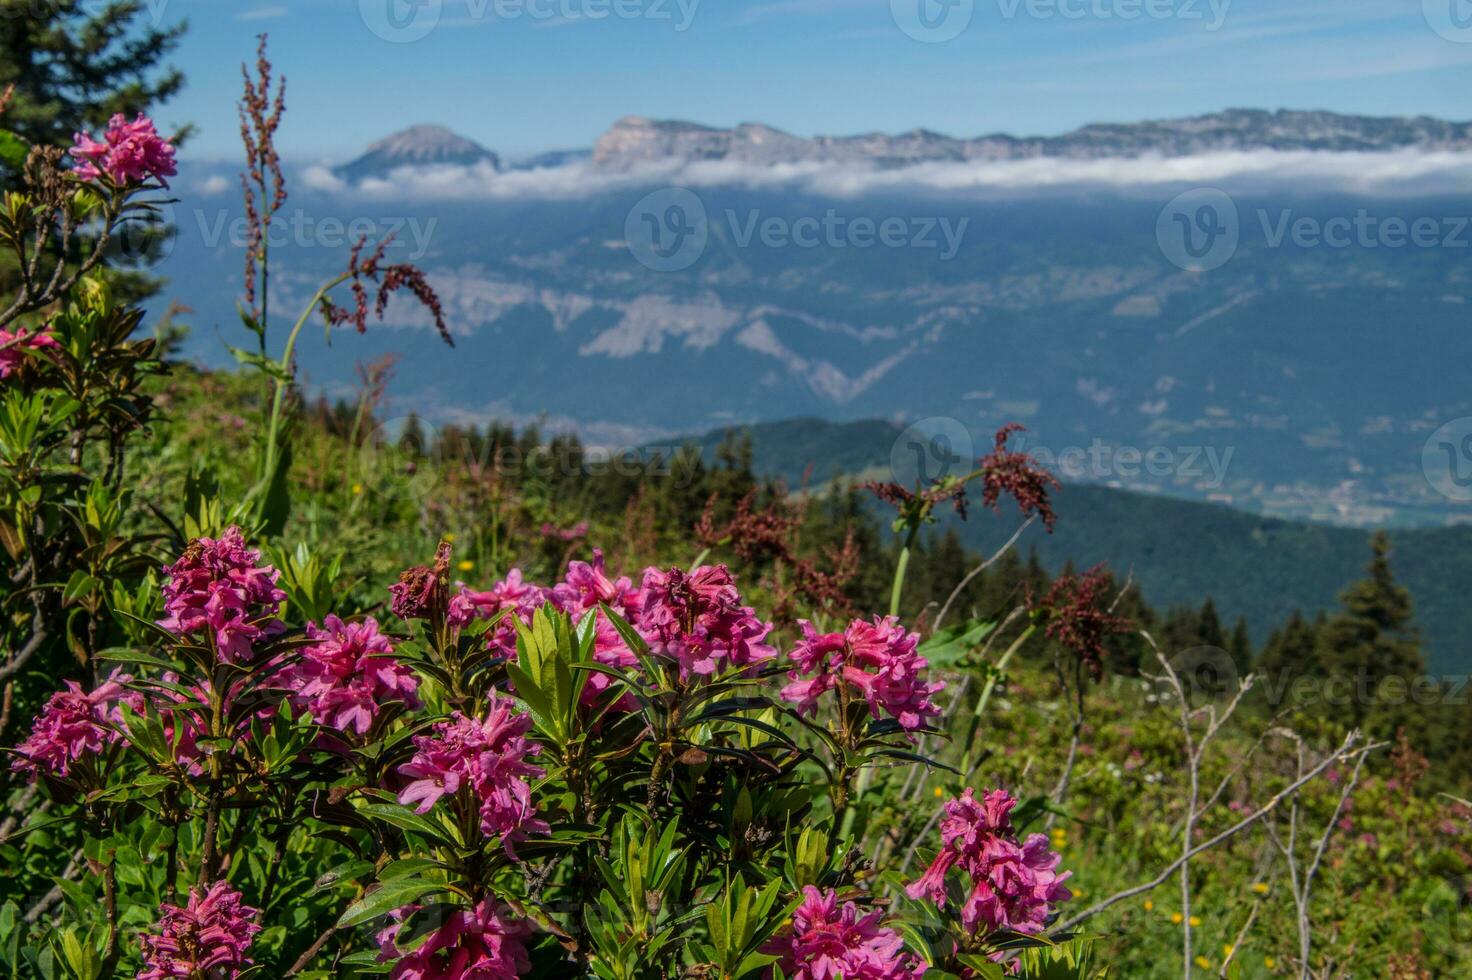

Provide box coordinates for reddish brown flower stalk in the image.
[239,34,287,330]
[979,423,1059,531]
[696,491,857,618]
[1033,565,1131,680]
[865,424,1059,532]
[320,235,453,346]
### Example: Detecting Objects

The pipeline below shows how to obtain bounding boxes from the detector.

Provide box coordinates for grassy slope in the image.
[681,418,1472,674]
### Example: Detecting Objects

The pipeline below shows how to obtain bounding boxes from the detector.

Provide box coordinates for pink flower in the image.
[159,527,285,663]
[397,697,549,856]
[449,567,550,660]
[781,617,944,731]
[551,548,640,617]
[375,904,421,963]
[137,881,261,980]
[283,616,419,735]
[449,554,651,709]
[550,550,646,704]
[763,886,925,980]
[906,788,1071,936]
[539,520,589,541]
[0,324,60,378]
[387,900,532,980]
[9,670,141,779]
[70,113,177,186]
[637,565,775,681]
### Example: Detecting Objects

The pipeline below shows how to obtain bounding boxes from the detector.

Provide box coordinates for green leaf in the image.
[336,878,451,929]
[225,343,292,382]
[356,803,458,848]
[0,131,26,171]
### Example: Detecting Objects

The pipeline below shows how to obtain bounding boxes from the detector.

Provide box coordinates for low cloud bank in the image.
[299,148,1472,202]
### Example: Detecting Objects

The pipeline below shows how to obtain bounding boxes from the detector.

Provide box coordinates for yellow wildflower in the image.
[351,483,363,495]
[1189,916,1201,928]
[1194,956,1211,970]
[1143,900,1154,912]
[458,560,474,572]
[1252,882,1269,895]
[1171,913,1183,924]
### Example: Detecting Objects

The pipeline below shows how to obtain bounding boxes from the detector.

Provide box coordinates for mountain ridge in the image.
[592,108,1472,167]
[333,108,1472,181]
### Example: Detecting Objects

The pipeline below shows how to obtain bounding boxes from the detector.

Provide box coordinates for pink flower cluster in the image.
[448,554,773,694]
[159,527,286,662]
[781,617,944,731]
[384,900,532,980]
[551,550,646,702]
[905,788,1072,936]
[10,670,140,779]
[70,112,177,186]
[638,564,775,681]
[0,324,59,379]
[137,881,261,980]
[282,616,419,735]
[397,697,549,856]
[763,886,925,980]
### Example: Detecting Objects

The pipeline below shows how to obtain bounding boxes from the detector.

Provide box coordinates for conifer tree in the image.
[1196,597,1226,650]
[1228,615,1252,671]
[1256,610,1320,681]
[0,1,186,150]
[1315,532,1424,730]
[0,2,187,299]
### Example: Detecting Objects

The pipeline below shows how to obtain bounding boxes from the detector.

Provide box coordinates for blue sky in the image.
[152,0,1472,161]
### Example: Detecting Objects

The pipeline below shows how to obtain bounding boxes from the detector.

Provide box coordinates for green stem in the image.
[888,523,921,618]
[961,623,1037,775]
[257,274,350,500]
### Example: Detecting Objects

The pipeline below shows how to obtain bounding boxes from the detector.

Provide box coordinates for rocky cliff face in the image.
[589,109,1472,168]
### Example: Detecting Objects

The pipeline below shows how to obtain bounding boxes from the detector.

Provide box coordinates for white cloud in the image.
[300,166,348,193]
[322,149,1472,202]
[236,6,287,21]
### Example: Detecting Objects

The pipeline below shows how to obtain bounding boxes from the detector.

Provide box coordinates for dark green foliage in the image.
[0,1,185,150]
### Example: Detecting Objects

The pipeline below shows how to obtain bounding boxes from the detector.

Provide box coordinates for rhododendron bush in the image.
[5,519,1080,978]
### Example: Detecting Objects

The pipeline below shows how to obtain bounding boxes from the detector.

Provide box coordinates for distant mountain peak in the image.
[591,108,1472,169]
[336,124,500,183]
